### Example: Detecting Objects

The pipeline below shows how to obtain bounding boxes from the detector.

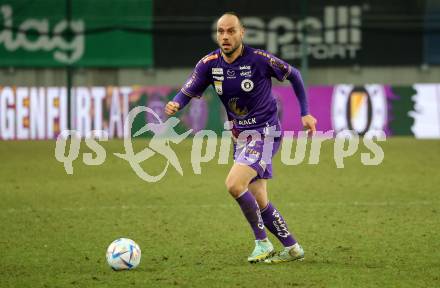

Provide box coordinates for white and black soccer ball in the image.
[106,238,141,270]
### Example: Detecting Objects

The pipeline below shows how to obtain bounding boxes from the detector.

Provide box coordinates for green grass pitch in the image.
[1,138,439,287]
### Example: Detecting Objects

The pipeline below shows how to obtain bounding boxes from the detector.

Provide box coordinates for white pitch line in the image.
[2,201,438,214]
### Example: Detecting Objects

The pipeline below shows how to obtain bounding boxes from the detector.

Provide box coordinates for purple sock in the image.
[260,202,297,247]
[235,191,267,240]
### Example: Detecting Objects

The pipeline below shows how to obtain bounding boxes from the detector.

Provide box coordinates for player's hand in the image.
[165,101,180,116]
[302,114,317,135]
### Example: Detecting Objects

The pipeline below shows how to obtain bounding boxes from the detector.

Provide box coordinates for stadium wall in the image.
[1,67,440,87]
[1,84,439,140]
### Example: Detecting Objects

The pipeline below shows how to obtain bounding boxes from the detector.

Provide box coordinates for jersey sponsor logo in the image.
[226,69,236,79]
[332,85,387,136]
[214,81,223,95]
[238,117,257,126]
[212,68,223,75]
[202,54,218,63]
[241,79,254,92]
[239,65,251,70]
[228,98,248,117]
[240,71,252,77]
[213,75,224,81]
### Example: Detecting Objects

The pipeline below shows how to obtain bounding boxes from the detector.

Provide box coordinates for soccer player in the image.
[164,12,317,263]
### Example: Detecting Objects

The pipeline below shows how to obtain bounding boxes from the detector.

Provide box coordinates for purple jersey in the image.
[180,45,292,131]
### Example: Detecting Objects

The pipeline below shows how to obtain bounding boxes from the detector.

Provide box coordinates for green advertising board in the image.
[0,0,153,67]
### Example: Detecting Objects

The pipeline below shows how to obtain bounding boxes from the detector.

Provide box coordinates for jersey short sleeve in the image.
[180,57,212,98]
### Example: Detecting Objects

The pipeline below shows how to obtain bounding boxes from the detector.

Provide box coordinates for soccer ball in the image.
[106,238,141,270]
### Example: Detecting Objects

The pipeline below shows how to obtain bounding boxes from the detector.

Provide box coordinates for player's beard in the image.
[221,42,241,57]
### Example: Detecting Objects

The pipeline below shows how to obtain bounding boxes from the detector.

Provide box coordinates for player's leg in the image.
[249,179,297,245]
[248,179,305,263]
[247,179,268,208]
[225,163,257,198]
[225,164,274,263]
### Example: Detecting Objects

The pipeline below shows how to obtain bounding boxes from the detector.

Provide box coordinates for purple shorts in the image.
[232,126,282,182]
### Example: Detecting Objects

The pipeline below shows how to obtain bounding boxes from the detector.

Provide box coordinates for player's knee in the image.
[225,178,246,198]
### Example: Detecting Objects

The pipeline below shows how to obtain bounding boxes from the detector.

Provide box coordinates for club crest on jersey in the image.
[212,68,223,75]
[214,81,223,95]
[241,79,254,92]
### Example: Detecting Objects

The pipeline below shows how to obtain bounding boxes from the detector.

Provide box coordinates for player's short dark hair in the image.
[220,11,244,27]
